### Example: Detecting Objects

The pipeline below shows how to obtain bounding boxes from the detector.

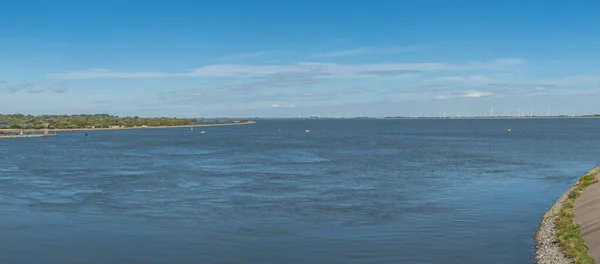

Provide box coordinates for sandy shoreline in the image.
[0,121,256,133]
[535,165,600,264]
[0,134,58,139]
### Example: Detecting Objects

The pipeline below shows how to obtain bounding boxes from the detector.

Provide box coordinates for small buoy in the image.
[200,131,205,134]
[507,128,511,132]
[305,129,310,133]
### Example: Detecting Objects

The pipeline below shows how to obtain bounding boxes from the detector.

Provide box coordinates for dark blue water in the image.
[1,119,600,264]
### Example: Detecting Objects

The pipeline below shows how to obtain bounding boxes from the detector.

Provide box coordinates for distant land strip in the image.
[52,121,256,132]
[0,121,255,133]
[381,115,600,120]
[240,115,600,120]
[0,134,58,139]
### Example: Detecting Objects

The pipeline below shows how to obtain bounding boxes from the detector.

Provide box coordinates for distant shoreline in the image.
[0,134,58,139]
[0,121,256,133]
[381,116,600,120]
[241,116,600,120]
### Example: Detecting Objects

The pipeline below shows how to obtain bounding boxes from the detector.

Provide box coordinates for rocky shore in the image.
[535,186,576,264]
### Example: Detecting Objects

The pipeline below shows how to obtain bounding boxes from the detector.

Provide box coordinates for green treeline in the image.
[0,114,198,129]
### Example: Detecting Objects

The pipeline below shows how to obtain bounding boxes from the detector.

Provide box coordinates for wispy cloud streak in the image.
[6,83,33,93]
[462,90,493,98]
[5,83,68,94]
[47,58,525,79]
[28,86,45,93]
[313,45,423,58]
[48,85,67,93]
[220,50,284,61]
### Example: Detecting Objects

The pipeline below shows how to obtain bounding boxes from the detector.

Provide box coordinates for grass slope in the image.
[555,169,600,264]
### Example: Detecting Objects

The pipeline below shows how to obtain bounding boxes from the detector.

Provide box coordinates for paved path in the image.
[574,172,600,262]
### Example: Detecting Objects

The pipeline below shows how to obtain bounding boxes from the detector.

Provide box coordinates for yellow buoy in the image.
[200,131,205,134]
[507,128,511,132]
[305,129,310,133]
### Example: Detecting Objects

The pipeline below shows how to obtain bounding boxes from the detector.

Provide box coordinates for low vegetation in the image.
[0,114,201,129]
[555,169,600,264]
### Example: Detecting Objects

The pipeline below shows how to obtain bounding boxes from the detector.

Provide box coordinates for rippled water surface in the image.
[2,119,600,263]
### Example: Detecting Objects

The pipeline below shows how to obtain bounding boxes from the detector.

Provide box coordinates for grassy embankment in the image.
[555,167,600,264]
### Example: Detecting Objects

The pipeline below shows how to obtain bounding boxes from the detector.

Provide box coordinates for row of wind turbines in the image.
[438,106,589,118]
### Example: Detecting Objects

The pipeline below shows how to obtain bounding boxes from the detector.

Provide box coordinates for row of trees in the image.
[0,114,199,129]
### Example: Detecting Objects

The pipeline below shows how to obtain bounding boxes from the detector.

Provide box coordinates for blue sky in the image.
[2,0,600,117]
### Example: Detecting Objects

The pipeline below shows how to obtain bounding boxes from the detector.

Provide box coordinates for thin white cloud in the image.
[462,91,493,98]
[48,68,180,79]
[313,45,423,58]
[489,58,526,66]
[6,83,33,93]
[48,85,67,93]
[5,83,67,94]
[28,86,45,93]
[431,74,600,93]
[6,85,26,92]
[529,76,600,87]
[271,104,295,108]
[220,50,284,61]
[433,75,492,83]
[189,64,305,76]
[359,70,421,76]
[48,58,525,79]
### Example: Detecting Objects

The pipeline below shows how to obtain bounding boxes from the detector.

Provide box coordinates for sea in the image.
[1,119,600,264]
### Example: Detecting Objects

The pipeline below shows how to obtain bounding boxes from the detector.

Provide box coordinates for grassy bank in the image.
[555,167,600,264]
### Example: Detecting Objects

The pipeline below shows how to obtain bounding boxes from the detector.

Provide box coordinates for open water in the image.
[2,119,600,263]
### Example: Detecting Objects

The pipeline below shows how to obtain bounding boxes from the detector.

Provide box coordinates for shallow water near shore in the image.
[1,119,600,263]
